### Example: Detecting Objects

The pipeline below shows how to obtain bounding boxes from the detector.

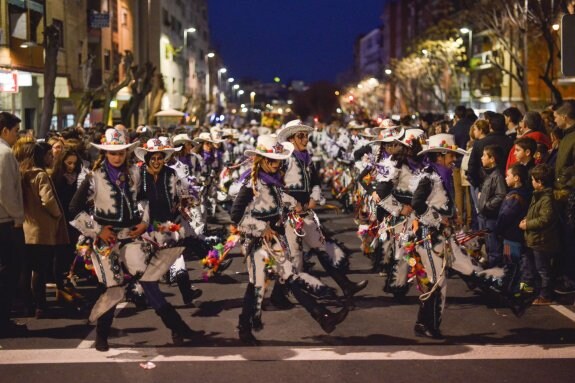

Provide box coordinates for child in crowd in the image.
[496,164,531,294]
[519,164,560,305]
[513,137,537,169]
[478,145,507,267]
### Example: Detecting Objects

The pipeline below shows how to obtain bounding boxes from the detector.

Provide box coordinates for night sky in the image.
[208,0,385,84]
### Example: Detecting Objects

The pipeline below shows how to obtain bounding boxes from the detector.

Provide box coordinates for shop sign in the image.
[0,70,18,92]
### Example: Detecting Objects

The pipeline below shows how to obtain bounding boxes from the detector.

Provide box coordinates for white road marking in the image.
[1,344,575,364]
[76,302,129,349]
[551,304,575,323]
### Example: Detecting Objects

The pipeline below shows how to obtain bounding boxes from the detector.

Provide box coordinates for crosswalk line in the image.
[1,344,575,364]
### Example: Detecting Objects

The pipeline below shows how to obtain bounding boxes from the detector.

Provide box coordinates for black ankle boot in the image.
[156,304,204,345]
[237,283,260,345]
[95,307,115,352]
[316,251,368,298]
[176,272,203,305]
[289,277,349,333]
[415,291,443,339]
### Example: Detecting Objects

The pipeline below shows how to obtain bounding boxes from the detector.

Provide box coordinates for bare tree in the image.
[101,51,134,124]
[120,61,156,128]
[147,73,166,125]
[38,24,60,138]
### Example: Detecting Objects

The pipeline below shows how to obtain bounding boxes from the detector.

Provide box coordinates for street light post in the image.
[183,27,196,93]
[205,52,215,107]
[460,27,473,63]
[217,68,227,106]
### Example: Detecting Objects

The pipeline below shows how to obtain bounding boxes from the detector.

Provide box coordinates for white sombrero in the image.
[371,125,405,143]
[193,131,224,145]
[276,119,313,143]
[347,120,365,130]
[373,118,400,134]
[417,133,467,156]
[244,134,294,160]
[222,128,240,139]
[134,137,181,162]
[172,133,195,146]
[395,128,425,147]
[358,127,378,139]
[90,128,139,151]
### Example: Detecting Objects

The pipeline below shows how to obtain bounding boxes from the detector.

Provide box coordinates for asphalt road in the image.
[1,202,574,383]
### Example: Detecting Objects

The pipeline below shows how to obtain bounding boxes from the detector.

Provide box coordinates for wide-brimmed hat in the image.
[222,128,240,140]
[210,126,224,141]
[417,133,467,156]
[347,120,365,130]
[358,127,378,139]
[193,131,224,145]
[258,126,272,136]
[244,134,294,160]
[134,137,181,162]
[371,125,405,143]
[249,119,259,126]
[276,119,313,143]
[395,128,425,147]
[90,128,139,151]
[373,118,400,134]
[172,133,195,147]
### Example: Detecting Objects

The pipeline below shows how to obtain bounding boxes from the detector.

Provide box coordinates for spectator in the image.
[20,142,70,318]
[553,100,575,294]
[545,127,563,168]
[477,145,507,267]
[0,112,26,337]
[513,137,537,169]
[519,164,560,305]
[496,164,531,295]
[466,119,490,229]
[503,107,523,141]
[467,112,513,190]
[506,111,550,170]
[449,106,474,227]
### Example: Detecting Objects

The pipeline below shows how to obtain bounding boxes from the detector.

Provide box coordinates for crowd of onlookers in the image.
[440,102,575,305]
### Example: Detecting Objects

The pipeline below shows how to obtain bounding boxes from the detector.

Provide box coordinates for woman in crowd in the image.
[20,141,70,318]
[51,147,85,305]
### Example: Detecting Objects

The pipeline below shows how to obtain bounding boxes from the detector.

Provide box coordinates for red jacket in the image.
[506,130,550,171]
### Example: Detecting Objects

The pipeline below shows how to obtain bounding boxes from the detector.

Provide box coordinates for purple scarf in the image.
[202,149,215,165]
[105,160,127,188]
[293,150,311,166]
[406,157,421,172]
[239,169,284,188]
[428,160,454,197]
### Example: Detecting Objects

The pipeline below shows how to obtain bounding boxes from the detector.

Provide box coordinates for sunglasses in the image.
[295,133,309,140]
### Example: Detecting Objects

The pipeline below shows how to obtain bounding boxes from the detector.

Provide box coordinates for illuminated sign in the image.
[0,70,18,92]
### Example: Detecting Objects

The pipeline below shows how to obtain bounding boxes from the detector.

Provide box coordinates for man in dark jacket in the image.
[467,112,513,189]
[553,100,575,294]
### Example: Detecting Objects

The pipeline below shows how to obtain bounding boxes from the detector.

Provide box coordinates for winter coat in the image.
[524,187,560,252]
[555,124,575,194]
[22,168,69,245]
[467,132,513,187]
[477,166,507,219]
[495,186,531,243]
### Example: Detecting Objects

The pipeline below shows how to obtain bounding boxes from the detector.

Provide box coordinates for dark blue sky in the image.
[208,0,385,84]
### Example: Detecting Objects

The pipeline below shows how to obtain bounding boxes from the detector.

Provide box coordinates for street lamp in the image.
[205,52,215,105]
[384,68,392,75]
[460,27,473,62]
[250,91,256,108]
[183,27,196,93]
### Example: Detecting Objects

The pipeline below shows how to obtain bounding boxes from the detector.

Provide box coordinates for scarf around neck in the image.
[293,150,311,166]
[104,160,127,188]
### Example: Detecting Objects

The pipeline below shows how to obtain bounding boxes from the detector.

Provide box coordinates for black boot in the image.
[156,304,204,345]
[316,251,368,298]
[95,306,115,352]
[176,272,203,305]
[289,278,349,334]
[370,244,384,273]
[414,291,443,339]
[265,282,294,310]
[238,283,260,346]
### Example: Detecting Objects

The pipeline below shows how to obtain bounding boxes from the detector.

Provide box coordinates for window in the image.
[104,49,110,70]
[52,19,64,49]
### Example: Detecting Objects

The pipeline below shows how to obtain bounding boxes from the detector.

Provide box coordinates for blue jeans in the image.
[522,248,553,299]
[478,215,502,267]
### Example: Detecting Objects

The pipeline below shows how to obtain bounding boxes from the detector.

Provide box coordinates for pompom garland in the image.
[201,227,241,280]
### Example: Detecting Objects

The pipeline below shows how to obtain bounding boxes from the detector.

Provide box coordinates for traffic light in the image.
[562,14,575,77]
